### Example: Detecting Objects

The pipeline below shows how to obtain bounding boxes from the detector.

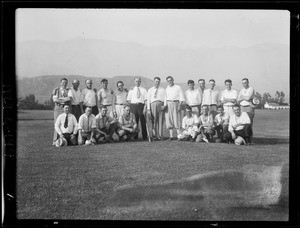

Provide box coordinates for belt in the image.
[132,103,144,105]
[151,100,163,103]
[167,100,179,102]
[189,105,199,108]
[209,104,217,106]
[102,104,112,106]
[241,105,250,107]
[115,103,126,105]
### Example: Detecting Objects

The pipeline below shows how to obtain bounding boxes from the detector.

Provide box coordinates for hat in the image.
[85,139,92,145]
[55,138,68,147]
[252,97,260,105]
[235,136,246,145]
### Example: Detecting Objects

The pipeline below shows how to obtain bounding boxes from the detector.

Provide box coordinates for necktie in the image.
[137,87,141,99]
[154,88,158,99]
[64,114,68,128]
[63,89,67,97]
[87,116,89,132]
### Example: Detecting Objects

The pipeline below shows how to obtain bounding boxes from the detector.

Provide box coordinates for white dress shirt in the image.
[55,113,78,135]
[202,89,219,105]
[82,88,97,107]
[185,89,202,106]
[78,114,97,132]
[68,88,83,105]
[238,87,255,106]
[147,86,166,109]
[220,89,238,106]
[165,84,185,104]
[182,114,199,129]
[127,86,147,104]
[228,112,251,131]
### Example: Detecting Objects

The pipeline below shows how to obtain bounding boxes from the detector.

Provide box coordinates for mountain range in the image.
[16,38,289,102]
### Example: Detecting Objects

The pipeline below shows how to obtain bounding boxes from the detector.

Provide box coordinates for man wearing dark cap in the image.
[68,79,84,121]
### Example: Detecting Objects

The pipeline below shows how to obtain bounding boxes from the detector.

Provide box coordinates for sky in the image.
[16,9,290,49]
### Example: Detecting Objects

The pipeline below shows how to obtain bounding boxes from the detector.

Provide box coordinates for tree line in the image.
[18,91,288,110]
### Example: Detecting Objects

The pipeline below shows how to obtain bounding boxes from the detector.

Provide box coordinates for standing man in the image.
[224,104,253,145]
[185,80,202,116]
[127,77,148,140]
[220,79,238,117]
[82,79,98,116]
[164,76,185,140]
[147,77,166,140]
[68,79,84,121]
[202,79,220,118]
[97,79,116,118]
[52,78,71,145]
[114,81,128,117]
[77,106,97,145]
[237,78,255,125]
[197,79,205,114]
[55,104,78,146]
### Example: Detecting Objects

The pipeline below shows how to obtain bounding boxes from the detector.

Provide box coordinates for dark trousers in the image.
[96,123,118,139]
[57,133,77,146]
[131,103,147,140]
[215,124,229,140]
[224,124,253,143]
[71,105,82,121]
[83,105,98,116]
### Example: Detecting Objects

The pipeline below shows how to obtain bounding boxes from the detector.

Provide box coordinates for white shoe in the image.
[203,138,209,143]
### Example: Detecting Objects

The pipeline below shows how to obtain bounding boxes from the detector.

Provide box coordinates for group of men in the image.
[52,76,256,147]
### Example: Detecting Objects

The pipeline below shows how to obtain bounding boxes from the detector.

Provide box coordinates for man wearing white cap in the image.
[68,79,84,121]
[77,106,97,145]
[220,79,238,117]
[55,104,78,146]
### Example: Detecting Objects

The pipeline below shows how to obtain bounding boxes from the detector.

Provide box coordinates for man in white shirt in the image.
[224,104,253,145]
[77,106,97,145]
[82,79,98,116]
[177,106,199,142]
[68,79,84,121]
[197,78,205,113]
[214,105,229,143]
[127,77,148,140]
[202,79,220,118]
[185,80,201,116]
[97,79,116,118]
[114,81,128,117]
[147,77,166,140]
[164,76,185,140]
[220,79,238,117]
[55,104,78,146]
[52,78,71,145]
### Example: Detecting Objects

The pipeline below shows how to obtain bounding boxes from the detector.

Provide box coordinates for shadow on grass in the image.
[254,137,289,145]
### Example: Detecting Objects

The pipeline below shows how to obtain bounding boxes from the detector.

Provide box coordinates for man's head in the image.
[101,79,108,89]
[134,77,141,87]
[101,105,108,116]
[209,79,215,89]
[187,80,195,90]
[154,77,161,88]
[166,76,174,86]
[85,106,92,116]
[63,104,70,114]
[72,79,80,90]
[242,78,249,89]
[225,79,232,90]
[60,78,68,89]
[217,105,224,115]
[185,106,192,117]
[233,104,241,117]
[124,105,131,115]
[85,79,93,89]
[117,81,124,91]
[202,105,209,115]
[198,79,205,90]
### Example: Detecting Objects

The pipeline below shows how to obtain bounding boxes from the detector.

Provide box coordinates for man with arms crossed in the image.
[220,79,238,117]
[164,76,185,140]
[147,77,166,140]
[127,77,148,140]
[185,80,202,116]
[55,104,78,146]
[77,106,97,145]
[202,79,220,118]
[68,79,84,121]
[82,79,98,116]
[97,79,116,118]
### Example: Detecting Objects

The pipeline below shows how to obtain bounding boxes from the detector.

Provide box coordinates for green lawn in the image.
[16,109,289,221]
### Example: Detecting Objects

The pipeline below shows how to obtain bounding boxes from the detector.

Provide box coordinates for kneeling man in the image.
[214,105,229,143]
[95,105,119,143]
[117,105,139,141]
[177,106,199,142]
[78,106,97,145]
[55,104,78,146]
[196,105,215,143]
[224,104,253,145]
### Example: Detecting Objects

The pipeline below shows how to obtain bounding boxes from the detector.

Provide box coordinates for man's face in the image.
[61,80,68,88]
[186,109,192,117]
[124,107,130,115]
[85,107,92,116]
[101,107,108,116]
[209,81,215,89]
[63,105,70,114]
[102,81,108,89]
[86,80,92,89]
[202,106,209,114]
[242,80,248,88]
[188,83,194,90]
[233,107,241,116]
[117,83,124,90]
[217,107,224,115]
[154,79,160,87]
[225,82,232,90]
[198,80,205,90]
[167,77,174,86]
[134,78,141,87]
[73,81,79,90]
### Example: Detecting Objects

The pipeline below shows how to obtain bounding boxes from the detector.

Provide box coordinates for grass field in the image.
[16,109,289,221]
